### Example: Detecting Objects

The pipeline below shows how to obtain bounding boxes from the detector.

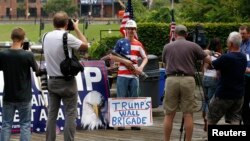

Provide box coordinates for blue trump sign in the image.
[0,60,110,132]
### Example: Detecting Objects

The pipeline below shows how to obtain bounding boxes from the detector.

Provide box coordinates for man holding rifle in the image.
[103,19,148,130]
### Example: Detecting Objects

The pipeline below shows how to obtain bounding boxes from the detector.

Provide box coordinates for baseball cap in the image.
[175,25,187,35]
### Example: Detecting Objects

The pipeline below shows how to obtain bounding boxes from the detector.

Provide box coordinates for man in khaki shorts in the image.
[162,25,211,141]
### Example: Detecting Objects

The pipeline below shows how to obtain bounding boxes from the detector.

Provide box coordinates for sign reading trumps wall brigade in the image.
[108,97,153,127]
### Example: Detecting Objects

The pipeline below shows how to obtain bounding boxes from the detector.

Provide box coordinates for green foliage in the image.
[150,0,168,10]
[179,0,246,22]
[88,23,169,59]
[131,0,149,22]
[88,36,121,59]
[44,0,78,16]
[146,7,171,23]
[88,22,250,60]
[239,0,250,20]
[137,23,168,57]
[17,3,25,17]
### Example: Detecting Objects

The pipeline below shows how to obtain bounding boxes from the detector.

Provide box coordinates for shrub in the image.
[89,22,250,60]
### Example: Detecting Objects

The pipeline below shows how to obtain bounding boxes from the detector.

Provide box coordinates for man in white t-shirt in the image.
[43,11,88,141]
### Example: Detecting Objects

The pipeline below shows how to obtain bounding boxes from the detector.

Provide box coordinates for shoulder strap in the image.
[63,32,70,58]
[39,32,48,69]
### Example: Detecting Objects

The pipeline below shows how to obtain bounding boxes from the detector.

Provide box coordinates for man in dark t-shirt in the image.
[207,32,247,126]
[0,27,38,141]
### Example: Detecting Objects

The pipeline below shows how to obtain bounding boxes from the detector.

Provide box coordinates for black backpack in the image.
[60,32,84,80]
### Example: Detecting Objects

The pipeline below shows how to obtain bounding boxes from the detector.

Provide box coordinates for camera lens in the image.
[39,69,48,90]
[67,19,75,31]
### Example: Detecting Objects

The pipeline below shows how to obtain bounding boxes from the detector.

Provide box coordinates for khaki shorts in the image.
[163,76,196,114]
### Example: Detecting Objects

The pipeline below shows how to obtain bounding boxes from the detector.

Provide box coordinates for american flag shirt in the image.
[114,38,147,78]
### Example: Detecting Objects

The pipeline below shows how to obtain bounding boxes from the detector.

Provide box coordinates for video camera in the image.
[67,19,77,31]
[186,24,207,49]
[36,68,48,90]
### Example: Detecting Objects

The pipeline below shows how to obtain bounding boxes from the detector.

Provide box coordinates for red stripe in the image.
[118,70,134,75]
[131,50,140,56]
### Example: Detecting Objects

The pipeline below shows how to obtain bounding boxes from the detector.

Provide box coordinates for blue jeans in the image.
[202,76,217,112]
[116,76,139,97]
[1,101,31,141]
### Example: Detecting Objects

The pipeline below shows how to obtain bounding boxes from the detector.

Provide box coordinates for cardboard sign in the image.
[0,60,110,132]
[108,97,153,127]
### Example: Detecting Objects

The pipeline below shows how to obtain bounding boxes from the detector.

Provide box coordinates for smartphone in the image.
[23,41,29,50]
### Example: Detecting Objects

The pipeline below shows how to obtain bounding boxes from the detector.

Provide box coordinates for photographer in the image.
[42,11,88,141]
[0,27,38,141]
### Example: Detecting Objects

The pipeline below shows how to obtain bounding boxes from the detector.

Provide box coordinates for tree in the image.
[239,0,250,21]
[17,3,26,17]
[43,0,78,17]
[131,0,149,22]
[151,0,168,10]
[146,7,171,23]
[178,0,243,22]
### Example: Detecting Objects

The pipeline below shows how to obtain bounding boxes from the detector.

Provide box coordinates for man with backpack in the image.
[43,11,88,141]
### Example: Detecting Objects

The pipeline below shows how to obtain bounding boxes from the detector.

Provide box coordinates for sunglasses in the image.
[126,28,136,30]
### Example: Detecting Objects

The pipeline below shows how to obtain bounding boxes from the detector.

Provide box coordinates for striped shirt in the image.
[114,38,147,78]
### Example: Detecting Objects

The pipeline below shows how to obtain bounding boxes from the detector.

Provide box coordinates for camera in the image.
[67,19,76,31]
[23,41,29,50]
[36,69,48,90]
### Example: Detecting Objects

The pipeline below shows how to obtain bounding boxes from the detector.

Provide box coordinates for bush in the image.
[88,36,120,59]
[89,22,250,60]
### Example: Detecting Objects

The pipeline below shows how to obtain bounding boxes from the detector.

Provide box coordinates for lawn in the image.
[0,23,120,44]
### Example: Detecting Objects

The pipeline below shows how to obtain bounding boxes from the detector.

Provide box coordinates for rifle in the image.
[101,51,148,80]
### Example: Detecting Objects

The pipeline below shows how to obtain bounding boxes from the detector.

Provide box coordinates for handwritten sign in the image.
[108,97,153,127]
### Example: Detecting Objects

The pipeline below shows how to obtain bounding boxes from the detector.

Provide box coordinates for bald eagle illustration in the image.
[81,91,108,130]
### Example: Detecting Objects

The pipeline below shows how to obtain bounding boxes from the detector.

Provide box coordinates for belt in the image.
[167,74,194,77]
[49,76,67,79]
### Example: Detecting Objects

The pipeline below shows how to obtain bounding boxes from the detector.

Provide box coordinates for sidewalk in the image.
[27,86,227,141]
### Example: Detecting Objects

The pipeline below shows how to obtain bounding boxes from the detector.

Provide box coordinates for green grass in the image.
[0,23,120,44]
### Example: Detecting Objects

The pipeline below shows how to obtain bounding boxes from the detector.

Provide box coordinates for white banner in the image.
[81,0,98,4]
[108,97,153,127]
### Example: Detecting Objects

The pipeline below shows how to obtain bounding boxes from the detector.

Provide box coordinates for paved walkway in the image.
[10,86,229,141]
[22,105,209,141]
